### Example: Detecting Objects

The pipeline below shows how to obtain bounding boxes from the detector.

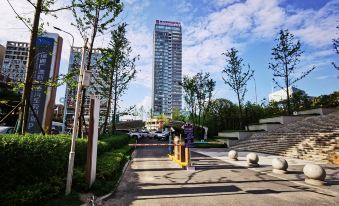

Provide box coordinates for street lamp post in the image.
[65,38,88,195]
[53,26,74,134]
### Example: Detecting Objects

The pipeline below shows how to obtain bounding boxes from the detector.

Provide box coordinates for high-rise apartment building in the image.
[1,41,29,83]
[152,20,182,117]
[63,47,109,131]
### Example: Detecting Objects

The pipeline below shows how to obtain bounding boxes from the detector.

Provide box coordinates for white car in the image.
[155,131,170,141]
[128,131,142,140]
[0,126,14,134]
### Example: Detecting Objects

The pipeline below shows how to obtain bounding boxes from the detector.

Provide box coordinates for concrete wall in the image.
[248,123,282,131]
[259,116,304,124]
[218,131,255,140]
[296,108,338,116]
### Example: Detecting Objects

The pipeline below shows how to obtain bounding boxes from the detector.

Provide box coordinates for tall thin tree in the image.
[268,29,316,114]
[95,23,137,133]
[71,0,123,135]
[222,48,254,128]
[332,25,339,72]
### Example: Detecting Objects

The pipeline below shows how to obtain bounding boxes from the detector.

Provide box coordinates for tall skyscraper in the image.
[152,20,182,117]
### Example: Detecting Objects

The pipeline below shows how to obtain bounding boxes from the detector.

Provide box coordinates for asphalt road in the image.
[103,138,339,206]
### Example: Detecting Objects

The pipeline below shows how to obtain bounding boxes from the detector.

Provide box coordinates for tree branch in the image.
[42,6,73,13]
[26,0,36,8]
[6,0,32,31]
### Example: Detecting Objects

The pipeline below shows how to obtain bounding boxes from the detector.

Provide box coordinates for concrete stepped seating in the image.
[218,131,256,140]
[217,131,257,147]
[230,109,339,163]
[259,116,303,124]
[295,108,338,115]
[248,123,282,131]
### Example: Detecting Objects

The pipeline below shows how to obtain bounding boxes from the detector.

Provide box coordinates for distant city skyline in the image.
[0,0,338,113]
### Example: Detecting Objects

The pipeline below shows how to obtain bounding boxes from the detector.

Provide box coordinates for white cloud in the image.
[213,0,241,7]
[132,63,152,89]
[136,95,152,111]
[176,0,193,13]
[288,1,339,48]
[315,75,337,80]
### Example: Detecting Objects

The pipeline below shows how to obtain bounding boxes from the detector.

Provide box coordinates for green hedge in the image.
[98,134,131,153]
[0,133,130,205]
[91,145,132,196]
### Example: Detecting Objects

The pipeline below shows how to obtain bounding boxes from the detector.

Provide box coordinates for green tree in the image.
[195,72,216,126]
[222,48,254,128]
[268,29,316,115]
[311,91,339,108]
[290,91,311,111]
[6,0,72,134]
[0,81,21,126]
[95,24,124,134]
[332,25,339,74]
[172,107,186,122]
[95,23,137,134]
[110,44,137,133]
[180,75,197,123]
[71,0,123,134]
[179,72,215,126]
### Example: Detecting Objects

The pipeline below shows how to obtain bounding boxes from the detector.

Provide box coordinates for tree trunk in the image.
[112,68,119,134]
[236,91,243,129]
[18,0,43,134]
[285,77,291,115]
[102,88,112,134]
[78,7,100,137]
[284,53,291,115]
[102,60,116,134]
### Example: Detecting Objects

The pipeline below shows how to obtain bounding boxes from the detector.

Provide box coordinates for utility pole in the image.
[65,38,88,195]
[53,26,75,134]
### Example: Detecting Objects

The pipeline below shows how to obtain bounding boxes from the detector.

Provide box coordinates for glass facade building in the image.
[152,20,182,117]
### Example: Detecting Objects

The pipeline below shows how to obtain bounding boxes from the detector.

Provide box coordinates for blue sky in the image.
[0,0,338,112]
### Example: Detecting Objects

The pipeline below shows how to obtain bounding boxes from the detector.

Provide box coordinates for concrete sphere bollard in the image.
[303,164,326,186]
[228,150,238,161]
[246,153,259,167]
[272,158,288,174]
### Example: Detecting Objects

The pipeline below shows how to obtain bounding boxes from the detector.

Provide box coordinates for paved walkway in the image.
[192,148,339,194]
[103,141,339,206]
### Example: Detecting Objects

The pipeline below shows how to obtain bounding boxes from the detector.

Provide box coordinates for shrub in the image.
[98,134,130,152]
[91,145,132,196]
[0,133,130,205]
[0,177,64,206]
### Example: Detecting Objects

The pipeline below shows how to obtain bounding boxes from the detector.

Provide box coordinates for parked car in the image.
[0,126,14,134]
[148,131,158,139]
[128,131,142,140]
[155,131,170,141]
[140,130,150,138]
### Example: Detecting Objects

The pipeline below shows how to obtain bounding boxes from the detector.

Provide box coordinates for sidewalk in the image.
[101,139,339,206]
[192,148,339,195]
